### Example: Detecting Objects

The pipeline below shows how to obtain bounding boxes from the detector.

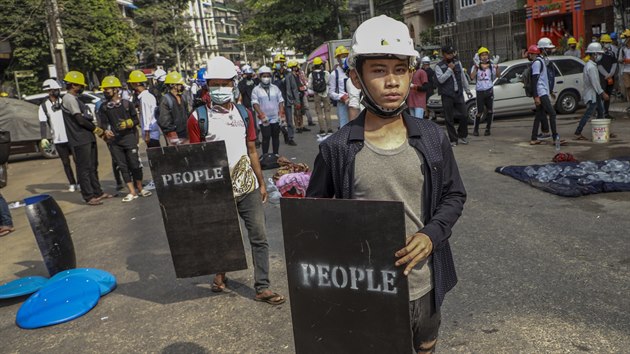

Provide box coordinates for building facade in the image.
[402,0,437,49]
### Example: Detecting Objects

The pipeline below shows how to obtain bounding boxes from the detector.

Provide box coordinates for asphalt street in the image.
[1,108,629,353]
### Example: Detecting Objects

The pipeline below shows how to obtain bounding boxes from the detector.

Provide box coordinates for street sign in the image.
[281,198,412,354]
[14,70,34,78]
[147,142,247,278]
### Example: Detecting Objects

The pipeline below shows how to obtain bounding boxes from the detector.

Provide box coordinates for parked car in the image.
[427,56,585,123]
[23,90,104,124]
[0,97,57,159]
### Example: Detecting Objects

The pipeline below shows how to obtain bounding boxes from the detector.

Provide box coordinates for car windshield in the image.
[500,64,528,83]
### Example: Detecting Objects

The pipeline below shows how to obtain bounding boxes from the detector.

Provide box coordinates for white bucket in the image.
[591,119,611,143]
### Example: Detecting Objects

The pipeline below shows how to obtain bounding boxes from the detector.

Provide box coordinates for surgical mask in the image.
[209,86,234,104]
[275,63,282,70]
[594,54,603,62]
[604,43,611,49]
[261,77,271,85]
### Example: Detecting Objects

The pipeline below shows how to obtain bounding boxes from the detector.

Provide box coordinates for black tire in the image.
[0,162,7,188]
[556,90,579,114]
[466,101,479,125]
[41,142,58,159]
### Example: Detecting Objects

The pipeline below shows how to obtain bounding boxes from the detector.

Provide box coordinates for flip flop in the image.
[0,226,14,237]
[574,135,589,141]
[254,291,285,305]
[530,140,544,145]
[86,198,103,206]
[211,276,228,293]
[97,193,114,200]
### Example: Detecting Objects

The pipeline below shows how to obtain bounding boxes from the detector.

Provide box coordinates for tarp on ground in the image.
[495,158,630,197]
[0,97,40,142]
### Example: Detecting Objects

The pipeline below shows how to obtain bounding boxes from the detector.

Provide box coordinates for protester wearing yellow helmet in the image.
[157,71,188,145]
[127,70,160,149]
[127,70,147,83]
[330,45,351,128]
[470,46,500,136]
[564,37,580,58]
[61,70,111,205]
[308,57,333,134]
[271,54,299,146]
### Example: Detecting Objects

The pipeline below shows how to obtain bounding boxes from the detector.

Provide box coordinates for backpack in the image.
[312,71,327,93]
[523,58,549,97]
[195,103,249,138]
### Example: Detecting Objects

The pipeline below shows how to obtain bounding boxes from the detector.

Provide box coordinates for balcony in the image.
[216,31,239,40]
[402,0,434,16]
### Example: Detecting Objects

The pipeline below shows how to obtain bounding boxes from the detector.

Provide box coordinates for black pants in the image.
[602,82,614,115]
[55,143,77,185]
[107,144,124,186]
[147,139,161,148]
[260,123,280,155]
[474,89,494,132]
[110,135,142,184]
[442,94,468,142]
[531,95,557,141]
[73,142,103,201]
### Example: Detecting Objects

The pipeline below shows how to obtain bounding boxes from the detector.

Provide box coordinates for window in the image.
[502,64,527,83]
[460,0,476,8]
[553,59,583,76]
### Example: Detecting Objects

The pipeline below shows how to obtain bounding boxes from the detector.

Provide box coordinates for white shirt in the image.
[471,63,497,91]
[619,46,630,73]
[531,57,550,97]
[251,84,284,124]
[328,66,347,101]
[137,90,159,140]
[346,78,363,110]
[38,98,68,144]
[582,60,604,104]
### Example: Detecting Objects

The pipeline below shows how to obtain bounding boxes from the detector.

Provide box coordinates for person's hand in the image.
[295,103,302,111]
[341,94,349,103]
[603,92,610,101]
[39,138,51,150]
[473,56,480,66]
[492,55,500,63]
[466,91,473,100]
[93,127,105,138]
[144,131,150,144]
[534,97,541,106]
[447,62,455,70]
[395,233,433,276]
[260,184,268,203]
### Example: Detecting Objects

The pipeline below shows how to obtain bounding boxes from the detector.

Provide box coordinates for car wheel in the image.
[466,101,478,125]
[556,90,578,114]
[41,143,58,159]
[0,162,7,188]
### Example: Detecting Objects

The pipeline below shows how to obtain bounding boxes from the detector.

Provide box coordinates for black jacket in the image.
[306,110,467,308]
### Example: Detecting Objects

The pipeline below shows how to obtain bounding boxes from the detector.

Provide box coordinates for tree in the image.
[241,0,350,56]
[132,0,195,70]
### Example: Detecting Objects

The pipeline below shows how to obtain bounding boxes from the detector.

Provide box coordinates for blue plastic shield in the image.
[0,276,48,299]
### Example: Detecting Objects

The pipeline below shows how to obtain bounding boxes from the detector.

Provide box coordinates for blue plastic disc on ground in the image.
[47,268,117,296]
[16,276,100,329]
[0,276,49,299]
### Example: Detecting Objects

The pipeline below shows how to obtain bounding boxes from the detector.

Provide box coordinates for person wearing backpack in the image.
[574,43,609,140]
[272,54,299,146]
[98,76,151,203]
[186,56,285,306]
[38,79,78,192]
[470,47,500,136]
[598,35,618,118]
[157,71,189,145]
[329,45,351,128]
[528,38,561,146]
[308,57,333,134]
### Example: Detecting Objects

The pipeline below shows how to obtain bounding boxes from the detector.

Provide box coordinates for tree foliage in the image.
[242,0,349,55]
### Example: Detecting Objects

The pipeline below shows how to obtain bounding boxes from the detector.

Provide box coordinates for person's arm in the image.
[531,60,542,99]
[460,63,471,93]
[244,111,267,202]
[251,87,266,120]
[435,64,453,84]
[469,65,477,81]
[589,66,605,96]
[38,104,49,139]
[305,151,335,198]
[328,69,342,100]
[157,96,175,134]
[277,86,286,120]
[495,64,501,78]
[307,73,313,90]
[417,70,430,92]
[186,114,202,143]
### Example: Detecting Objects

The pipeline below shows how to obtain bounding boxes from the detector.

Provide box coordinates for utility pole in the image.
[172,6,182,72]
[369,0,375,18]
[45,0,68,79]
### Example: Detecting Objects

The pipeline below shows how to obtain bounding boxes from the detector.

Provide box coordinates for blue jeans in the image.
[337,102,349,128]
[236,188,270,293]
[575,96,604,135]
[411,107,425,119]
[0,194,13,227]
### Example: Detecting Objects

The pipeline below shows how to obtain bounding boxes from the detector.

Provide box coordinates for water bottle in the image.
[554,135,560,152]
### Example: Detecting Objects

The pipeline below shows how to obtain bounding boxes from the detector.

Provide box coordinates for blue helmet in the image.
[196,67,207,84]
[342,57,350,72]
[611,32,618,40]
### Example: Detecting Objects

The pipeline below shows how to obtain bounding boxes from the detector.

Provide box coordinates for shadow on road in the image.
[162,342,209,354]
[24,183,85,205]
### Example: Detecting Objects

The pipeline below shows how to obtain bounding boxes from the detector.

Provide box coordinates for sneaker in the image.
[301,127,311,132]
[144,180,156,190]
[459,138,469,145]
[484,130,491,136]
[287,139,297,146]
[537,133,551,140]
[122,193,138,203]
[473,130,479,136]
[68,184,76,192]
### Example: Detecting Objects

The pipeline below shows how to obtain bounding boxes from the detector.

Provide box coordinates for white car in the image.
[427,56,585,123]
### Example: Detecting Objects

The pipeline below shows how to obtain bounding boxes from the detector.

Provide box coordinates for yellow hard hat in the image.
[287,60,298,68]
[100,76,122,89]
[622,29,630,39]
[600,34,612,43]
[432,50,439,55]
[164,71,184,85]
[127,70,147,83]
[313,57,323,65]
[334,45,349,58]
[477,47,490,55]
[273,53,286,63]
[64,71,87,86]
[567,37,578,45]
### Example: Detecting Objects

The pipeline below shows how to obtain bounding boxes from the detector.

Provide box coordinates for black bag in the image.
[312,71,327,93]
[259,153,280,170]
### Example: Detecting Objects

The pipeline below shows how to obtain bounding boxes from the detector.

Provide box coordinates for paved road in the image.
[1,111,629,353]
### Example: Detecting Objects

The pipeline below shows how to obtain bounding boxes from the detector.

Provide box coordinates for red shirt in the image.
[407,69,428,109]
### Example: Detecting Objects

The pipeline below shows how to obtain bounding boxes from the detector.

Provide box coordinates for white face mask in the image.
[261,77,271,85]
[209,86,234,104]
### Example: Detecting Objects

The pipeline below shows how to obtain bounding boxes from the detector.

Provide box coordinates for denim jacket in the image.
[306,110,467,308]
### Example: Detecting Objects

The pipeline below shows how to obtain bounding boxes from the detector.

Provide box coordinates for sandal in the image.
[255,290,286,305]
[0,226,15,237]
[211,274,228,293]
[86,198,103,206]
[574,135,588,141]
[97,193,113,200]
[530,140,544,145]
[139,189,152,197]
[122,194,138,202]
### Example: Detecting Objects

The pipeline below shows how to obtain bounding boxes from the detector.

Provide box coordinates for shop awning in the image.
[307,43,328,63]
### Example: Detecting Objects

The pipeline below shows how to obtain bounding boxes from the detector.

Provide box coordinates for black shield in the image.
[147,142,247,278]
[281,198,412,353]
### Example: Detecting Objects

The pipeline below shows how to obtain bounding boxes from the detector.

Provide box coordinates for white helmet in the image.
[42,79,61,91]
[153,68,167,82]
[537,37,555,49]
[242,64,254,74]
[348,15,417,69]
[258,66,272,75]
[421,56,431,64]
[585,42,604,54]
[204,56,237,80]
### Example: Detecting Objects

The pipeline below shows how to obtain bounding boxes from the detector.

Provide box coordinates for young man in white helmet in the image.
[307,15,466,353]
[532,37,562,145]
[38,79,78,192]
[187,56,285,305]
[574,43,609,140]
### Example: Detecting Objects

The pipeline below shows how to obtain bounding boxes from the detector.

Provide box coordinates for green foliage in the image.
[242,0,349,55]
[132,0,195,69]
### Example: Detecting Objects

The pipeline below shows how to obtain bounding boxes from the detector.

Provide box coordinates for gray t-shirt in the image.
[353,139,433,301]
[61,93,94,146]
